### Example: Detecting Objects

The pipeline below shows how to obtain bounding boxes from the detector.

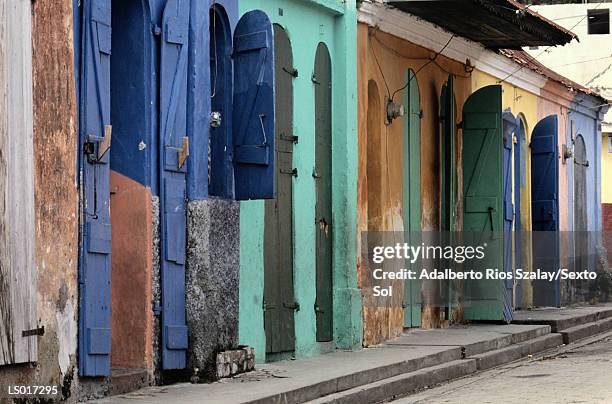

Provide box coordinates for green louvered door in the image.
[403,69,422,328]
[314,42,333,342]
[462,85,509,322]
[264,25,295,356]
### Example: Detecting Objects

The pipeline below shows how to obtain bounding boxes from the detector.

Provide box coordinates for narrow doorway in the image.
[264,25,296,360]
[109,0,152,379]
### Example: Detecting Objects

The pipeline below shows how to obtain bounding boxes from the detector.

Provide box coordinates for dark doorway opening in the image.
[209,4,233,198]
[109,0,152,381]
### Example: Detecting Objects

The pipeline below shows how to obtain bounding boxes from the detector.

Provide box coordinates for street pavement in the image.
[395,334,612,403]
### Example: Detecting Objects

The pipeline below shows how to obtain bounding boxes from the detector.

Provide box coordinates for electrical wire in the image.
[390,34,456,101]
[497,0,607,85]
[369,38,391,98]
[371,31,472,80]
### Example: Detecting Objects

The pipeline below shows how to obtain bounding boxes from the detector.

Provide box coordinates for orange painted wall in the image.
[109,171,154,373]
[357,24,472,345]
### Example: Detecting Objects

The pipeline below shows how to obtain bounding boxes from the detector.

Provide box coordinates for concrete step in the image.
[560,316,612,344]
[108,368,149,396]
[307,359,478,404]
[471,334,563,371]
[306,333,564,404]
[513,305,612,332]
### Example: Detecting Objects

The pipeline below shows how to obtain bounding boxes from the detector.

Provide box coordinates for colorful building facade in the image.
[238,0,362,363]
[357,0,609,344]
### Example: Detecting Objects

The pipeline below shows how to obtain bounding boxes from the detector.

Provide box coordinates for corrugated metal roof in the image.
[387,0,577,49]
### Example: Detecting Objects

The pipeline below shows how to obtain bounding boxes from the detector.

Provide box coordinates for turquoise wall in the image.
[238,0,361,362]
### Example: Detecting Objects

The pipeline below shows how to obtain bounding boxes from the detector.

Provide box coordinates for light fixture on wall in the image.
[385,96,405,125]
[562,144,574,164]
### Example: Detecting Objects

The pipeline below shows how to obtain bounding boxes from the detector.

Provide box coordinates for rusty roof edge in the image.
[500,49,611,105]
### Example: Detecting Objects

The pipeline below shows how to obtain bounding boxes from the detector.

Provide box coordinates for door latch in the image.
[166,136,190,169]
[84,125,112,163]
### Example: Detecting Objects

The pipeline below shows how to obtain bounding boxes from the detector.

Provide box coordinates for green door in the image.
[264,25,296,356]
[461,85,508,322]
[403,69,422,328]
[440,75,456,321]
[314,42,333,342]
[441,75,456,232]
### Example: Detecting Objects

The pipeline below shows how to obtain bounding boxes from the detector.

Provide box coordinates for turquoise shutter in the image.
[232,10,276,200]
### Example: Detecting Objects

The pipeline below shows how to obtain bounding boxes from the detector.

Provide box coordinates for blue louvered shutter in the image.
[159,0,189,369]
[232,10,276,200]
[530,115,560,307]
[78,0,112,377]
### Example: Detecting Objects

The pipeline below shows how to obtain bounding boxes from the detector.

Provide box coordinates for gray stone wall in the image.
[186,198,240,381]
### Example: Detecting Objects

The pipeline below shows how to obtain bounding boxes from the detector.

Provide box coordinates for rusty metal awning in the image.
[387,0,577,49]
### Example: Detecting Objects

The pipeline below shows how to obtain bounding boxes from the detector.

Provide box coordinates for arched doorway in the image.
[573,134,588,299]
[208,4,233,197]
[263,24,295,360]
[367,80,383,234]
[314,42,333,342]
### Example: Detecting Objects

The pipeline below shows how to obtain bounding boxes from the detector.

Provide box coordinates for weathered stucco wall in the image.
[357,24,472,345]
[0,0,79,400]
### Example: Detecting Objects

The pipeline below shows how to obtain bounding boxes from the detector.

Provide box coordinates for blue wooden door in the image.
[502,111,516,319]
[232,10,276,200]
[530,115,560,307]
[159,0,190,369]
[78,0,113,377]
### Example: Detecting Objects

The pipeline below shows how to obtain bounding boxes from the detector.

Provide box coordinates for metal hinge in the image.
[22,326,45,337]
[280,133,298,143]
[282,67,298,78]
[280,167,298,177]
[283,302,300,311]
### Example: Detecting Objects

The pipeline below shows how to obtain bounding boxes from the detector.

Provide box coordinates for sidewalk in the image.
[96,304,612,404]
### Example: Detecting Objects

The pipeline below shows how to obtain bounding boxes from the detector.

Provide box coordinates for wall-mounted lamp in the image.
[562,144,573,164]
[385,97,405,125]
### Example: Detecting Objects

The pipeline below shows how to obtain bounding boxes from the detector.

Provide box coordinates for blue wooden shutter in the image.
[232,10,276,200]
[502,111,517,320]
[78,0,112,377]
[159,0,189,369]
[530,115,560,307]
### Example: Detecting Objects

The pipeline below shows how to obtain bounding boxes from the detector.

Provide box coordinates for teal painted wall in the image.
[238,0,361,362]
